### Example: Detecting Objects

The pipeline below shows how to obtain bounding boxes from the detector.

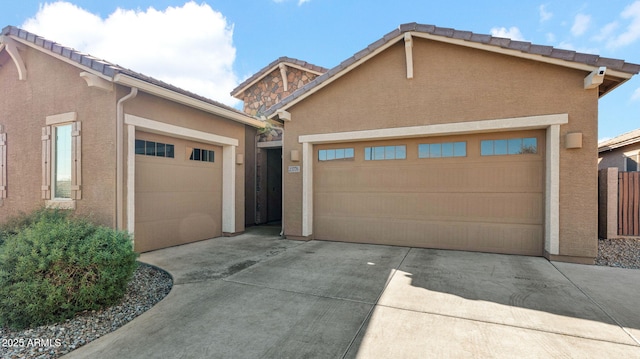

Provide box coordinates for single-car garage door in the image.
[314,130,545,256]
[135,131,222,252]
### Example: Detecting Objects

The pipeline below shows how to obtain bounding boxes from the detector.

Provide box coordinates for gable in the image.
[283,36,594,134]
[266,23,639,119]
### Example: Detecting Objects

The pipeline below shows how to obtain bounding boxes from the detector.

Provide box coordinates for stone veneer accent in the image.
[242,66,321,116]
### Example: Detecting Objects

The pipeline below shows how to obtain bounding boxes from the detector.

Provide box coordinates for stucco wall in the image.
[0,45,117,226]
[123,91,248,233]
[282,37,599,259]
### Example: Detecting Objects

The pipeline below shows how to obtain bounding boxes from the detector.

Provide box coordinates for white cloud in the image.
[22,1,240,106]
[298,0,311,4]
[607,0,640,49]
[594,21,619,42]
[571,13,591,36]
[546,32,556,43]
[539,4,553,22]
[632,88,640,102]
[490,26,525,41]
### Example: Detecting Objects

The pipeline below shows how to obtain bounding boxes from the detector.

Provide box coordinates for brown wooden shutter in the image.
[0,126,6,201]
[71,121,82,199]
[41,126,51,199]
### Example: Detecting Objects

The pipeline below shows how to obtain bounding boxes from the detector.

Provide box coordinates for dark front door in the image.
[266,148,282,223]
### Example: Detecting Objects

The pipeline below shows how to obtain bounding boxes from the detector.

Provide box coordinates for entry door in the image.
[266,148,282,223]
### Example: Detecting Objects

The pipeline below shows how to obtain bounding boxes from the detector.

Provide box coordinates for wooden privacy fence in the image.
[619,171,640,236]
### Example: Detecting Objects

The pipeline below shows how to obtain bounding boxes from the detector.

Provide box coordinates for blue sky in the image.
[2,1,639,140]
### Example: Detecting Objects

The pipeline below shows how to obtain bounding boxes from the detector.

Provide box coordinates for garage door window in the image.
[481,138,537,156]
[365,145,406,161]
[135,139,175,158]
[419,142,466,158]
[319,148,354,161]
[189,148,215,163]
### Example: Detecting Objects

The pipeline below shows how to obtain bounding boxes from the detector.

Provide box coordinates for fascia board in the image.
[114,74,265,129]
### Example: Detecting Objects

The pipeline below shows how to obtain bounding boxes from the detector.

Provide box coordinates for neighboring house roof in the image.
[0,25,264,128]
[599,128,640,152]
[231,56,328,99]
[265,22,640,119]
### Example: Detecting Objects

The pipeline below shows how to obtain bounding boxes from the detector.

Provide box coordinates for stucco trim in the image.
[0,36,27,80]
[298,113,568,252]
[299,114,568,143]
[124,114,239,235]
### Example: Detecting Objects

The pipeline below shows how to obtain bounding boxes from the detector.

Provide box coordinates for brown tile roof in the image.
[265,22,640,117]
[599,128,640,152]
[231,56,328,98]
[1,25,248,117]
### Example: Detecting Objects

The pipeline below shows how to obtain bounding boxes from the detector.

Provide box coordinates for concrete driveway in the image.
[64,226,640,358]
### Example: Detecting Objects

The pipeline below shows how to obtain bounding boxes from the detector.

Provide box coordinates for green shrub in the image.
[0,209,138,329]
[0,207,70,247]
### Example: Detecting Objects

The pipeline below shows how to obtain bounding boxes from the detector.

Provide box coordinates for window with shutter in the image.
[43,112,81,208]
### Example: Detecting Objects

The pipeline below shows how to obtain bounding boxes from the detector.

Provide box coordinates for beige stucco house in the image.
[0,26,264,252]
[2,23,639,264]
[241,23,639,264]
[599,128,640,171]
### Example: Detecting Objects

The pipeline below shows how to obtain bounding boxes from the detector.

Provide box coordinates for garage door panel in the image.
[136,161,222,193]
[315,162,543,193]
[313,130,545,255]
[314,216,542,256]
[315,192,543,224]
[135,214,220,252]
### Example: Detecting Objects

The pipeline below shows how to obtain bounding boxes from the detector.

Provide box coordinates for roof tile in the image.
[469,33,491,43]
[550,48,576,61]
[488,37,511,47]
[528,44,553,56]
[451,30,473,41]
[414,23,436,33]
[507,40,531,52]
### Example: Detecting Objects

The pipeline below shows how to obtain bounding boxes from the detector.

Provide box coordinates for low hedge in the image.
[0,209,138,329]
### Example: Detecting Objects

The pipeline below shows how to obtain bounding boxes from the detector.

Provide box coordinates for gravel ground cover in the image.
[2,238,639,359]
[1,263,172,359]
[595,237,640,269]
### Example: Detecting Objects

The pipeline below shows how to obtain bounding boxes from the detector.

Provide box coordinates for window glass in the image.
[364,147,371,161]
[494,140,507,155]
[335,148,345,160]
[156,143,166,157]
[508,138,522,155]
[145,141,156,156]
[481,140,493,156]
[482,138,537,156]
[429,143,441,158]
[627,156,639,171]
[54,125,72,199]
[454,142,466,157]
[418,144,429,158]
[442,143,454,157]
[345,148,354,158]
[326,149,336,160]
[319,150,327,161]
[208,150,215,162]
[365,145,406,160]
[135,139,145,155]
[522,138,537,154]
[166,144,175,158]
[374,146,385,160]
[202,149,209,162]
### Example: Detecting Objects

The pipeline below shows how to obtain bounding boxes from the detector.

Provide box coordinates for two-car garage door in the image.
[134,131,222,252]
[313,130,545,256]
